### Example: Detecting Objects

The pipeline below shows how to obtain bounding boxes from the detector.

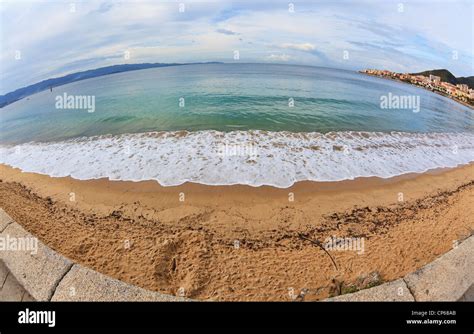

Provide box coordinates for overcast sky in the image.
[1,0,473,94]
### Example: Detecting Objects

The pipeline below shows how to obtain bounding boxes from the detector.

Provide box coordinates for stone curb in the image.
[325,279,414,301]
[0,222,73,301]
[0,209,13,233]
[404,236,474,301]
[325,235,474,302]
[51,264,188,301]
[0,208,187,302]
[1,207,472,302]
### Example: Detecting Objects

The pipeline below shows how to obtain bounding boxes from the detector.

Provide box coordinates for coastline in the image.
[359,72,474,110]
[1,163,473,301]
[2,130,473,188]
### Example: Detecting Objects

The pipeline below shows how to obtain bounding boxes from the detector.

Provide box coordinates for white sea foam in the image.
[1,130,473,188]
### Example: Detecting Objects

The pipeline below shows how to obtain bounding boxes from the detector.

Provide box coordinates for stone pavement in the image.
[0,260,35,301]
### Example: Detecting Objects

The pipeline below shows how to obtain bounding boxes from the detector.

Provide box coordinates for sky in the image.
[0,0,473,94]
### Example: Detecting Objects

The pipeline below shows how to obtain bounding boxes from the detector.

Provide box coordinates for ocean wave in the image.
[1,130,473,188]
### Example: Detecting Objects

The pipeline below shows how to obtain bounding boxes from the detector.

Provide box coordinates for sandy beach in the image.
[0,163,473,301]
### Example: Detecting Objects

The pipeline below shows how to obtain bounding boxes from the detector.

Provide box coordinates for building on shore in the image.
[429,75,441,84]
[360,68,473,106]
[457,84,469,93]
[469,90,474,99]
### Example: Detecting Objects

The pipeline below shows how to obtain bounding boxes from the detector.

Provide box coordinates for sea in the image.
[1,63,473,187]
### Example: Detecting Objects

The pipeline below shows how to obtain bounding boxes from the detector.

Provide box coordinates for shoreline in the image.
[359,72,474,110]
[2,130,473,189]
[1,163,473,301]
[0,160,466,192]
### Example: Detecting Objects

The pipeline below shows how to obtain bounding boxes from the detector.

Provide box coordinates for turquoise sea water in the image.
[1,63,473,187]
[0,63,472,144]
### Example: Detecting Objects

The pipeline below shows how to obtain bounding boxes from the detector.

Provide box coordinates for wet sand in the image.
[0,163,473,301]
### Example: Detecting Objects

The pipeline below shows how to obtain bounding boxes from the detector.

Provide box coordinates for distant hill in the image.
[411,69,474,89]
[0,62,222,108]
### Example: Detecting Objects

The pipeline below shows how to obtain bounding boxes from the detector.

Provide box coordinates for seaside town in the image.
[361,69,474,108]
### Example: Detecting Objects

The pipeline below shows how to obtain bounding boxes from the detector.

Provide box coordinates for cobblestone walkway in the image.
[0,260,35,301]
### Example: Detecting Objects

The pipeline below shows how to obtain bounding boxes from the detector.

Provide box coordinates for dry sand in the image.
[0,163,473,301]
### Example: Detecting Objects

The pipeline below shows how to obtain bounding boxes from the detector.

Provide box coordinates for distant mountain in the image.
[411,69,474,89]
[0,62,222,108]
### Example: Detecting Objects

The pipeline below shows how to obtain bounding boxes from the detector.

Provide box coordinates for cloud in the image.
[265,54,291,62]
[216,28,239,35]
[0,0,472,94]
[89,2,114,14]
[279,43,316,51]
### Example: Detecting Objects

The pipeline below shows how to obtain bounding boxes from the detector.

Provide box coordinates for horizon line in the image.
[3,61,470,98]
